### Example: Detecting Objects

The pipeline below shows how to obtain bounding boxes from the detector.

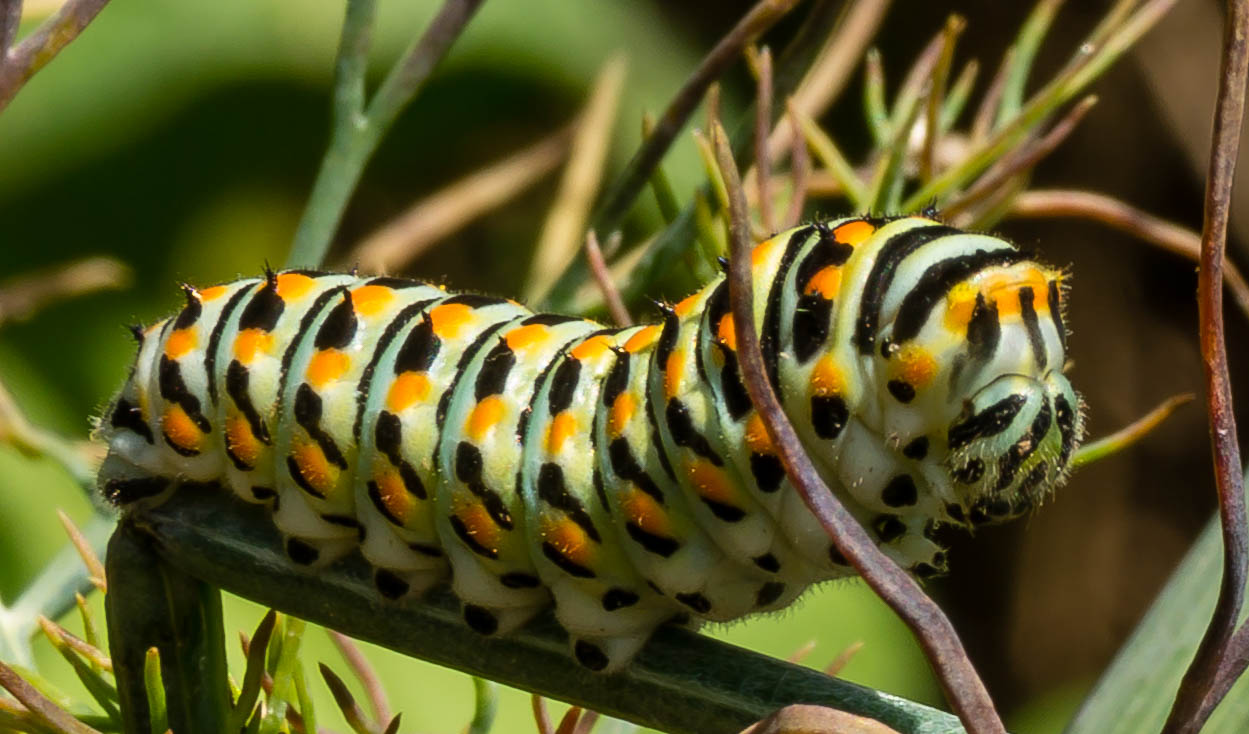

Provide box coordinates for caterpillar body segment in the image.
[97,214,1084,672]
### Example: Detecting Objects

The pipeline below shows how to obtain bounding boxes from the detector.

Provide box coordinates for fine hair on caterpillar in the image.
[97,214,1084,672]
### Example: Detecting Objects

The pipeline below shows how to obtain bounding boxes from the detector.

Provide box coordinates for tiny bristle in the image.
[716,256,730,273]
[263,262,278,288]
[127,324,145,343]
[180,282,200,304]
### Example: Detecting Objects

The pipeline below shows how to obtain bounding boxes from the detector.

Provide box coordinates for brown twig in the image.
[754,46,775,234]
[782,113,809,228]
[920,18,960,183]
[57,510,106,593]
[737,704,902,734]
[1,0,20,56]
[0,659,100,734]
[526,55,627,302]
[319,663,373,734]
[1008,189,1249,321]
[761,0,891,162]
[588,0,800,240]
[1206,617,1249,723]
[945,95,1098,219]
[37,616,112,672]
[0,0,111,113]
[1161,1,1249,732]
[347,126,570,273]
[572,709,600,734]
[584,231,631,326]
[712,122,1004,734]
[328,630,391,727]
[0,256,129,326]
[971,48,1014,144]
[531,695,554,734]
[824,641,864,677]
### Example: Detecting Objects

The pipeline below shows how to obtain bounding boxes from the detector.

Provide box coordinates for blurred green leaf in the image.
[1067,470,1249,734]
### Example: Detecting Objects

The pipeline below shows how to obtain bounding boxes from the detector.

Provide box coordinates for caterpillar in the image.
[97,214,1083,672]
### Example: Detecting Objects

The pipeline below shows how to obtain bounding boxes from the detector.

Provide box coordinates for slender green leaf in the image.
[128,486,966,734]
[1067,469,1249,734]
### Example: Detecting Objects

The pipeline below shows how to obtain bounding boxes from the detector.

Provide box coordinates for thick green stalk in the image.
[105,519,229,734]
[130,487,968,734]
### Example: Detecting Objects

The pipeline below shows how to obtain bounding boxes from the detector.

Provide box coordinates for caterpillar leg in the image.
[570,634,651,673]
[271,487,359,567]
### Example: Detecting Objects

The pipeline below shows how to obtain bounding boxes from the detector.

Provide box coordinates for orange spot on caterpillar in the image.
[621,487,670,536]
[164,328,197,360]
[570,334,613,361]
[664,349,685,398]
[306,349,350,388]
[717,314,737,351]
[233,328,273,364]
[386,371,430,413]
[832,219,876,246]
[374,467,415,524]
[504,323,549,352]
[896,345,937,388]
[744,413,774,455]
[804,265,842,299]
[545,411,576,455]
[674,293,700,318]
[688,459,739,507]
[453,495,501,553]
[751,237,779,267]
[350,284,395,317]
[292,439,337,495]
[810,356,845,398]
[624,325,661,353]
[540,514,593,567]
[225,412,263,466]
[199,285,229,302]
[162,404,203,452]
[608,393,636,438]
[429,303,474,339]
[943,282,980,331]
[275,272,317,301]
[466,395,505,441]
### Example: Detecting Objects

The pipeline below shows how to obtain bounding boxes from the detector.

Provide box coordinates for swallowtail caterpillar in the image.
[98,214,1083,672]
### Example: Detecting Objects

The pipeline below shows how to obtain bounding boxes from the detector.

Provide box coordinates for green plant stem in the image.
[0,515,113,668]
[287,0,486,269]
[128,487,968,734]
[105,518,229,734]
[900,0,1177,213]
[468,677,499,734]
[539,0,843,313]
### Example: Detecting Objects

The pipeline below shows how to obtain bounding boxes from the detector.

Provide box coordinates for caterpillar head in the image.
[944,370,1083,523]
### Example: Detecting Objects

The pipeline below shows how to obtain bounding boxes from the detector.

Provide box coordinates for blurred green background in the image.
[1,1,1245,732]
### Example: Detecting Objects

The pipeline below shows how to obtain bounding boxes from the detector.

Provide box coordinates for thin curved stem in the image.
[0,0,111,114]
[287,0,485,269]
[1161,1,1249,732]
